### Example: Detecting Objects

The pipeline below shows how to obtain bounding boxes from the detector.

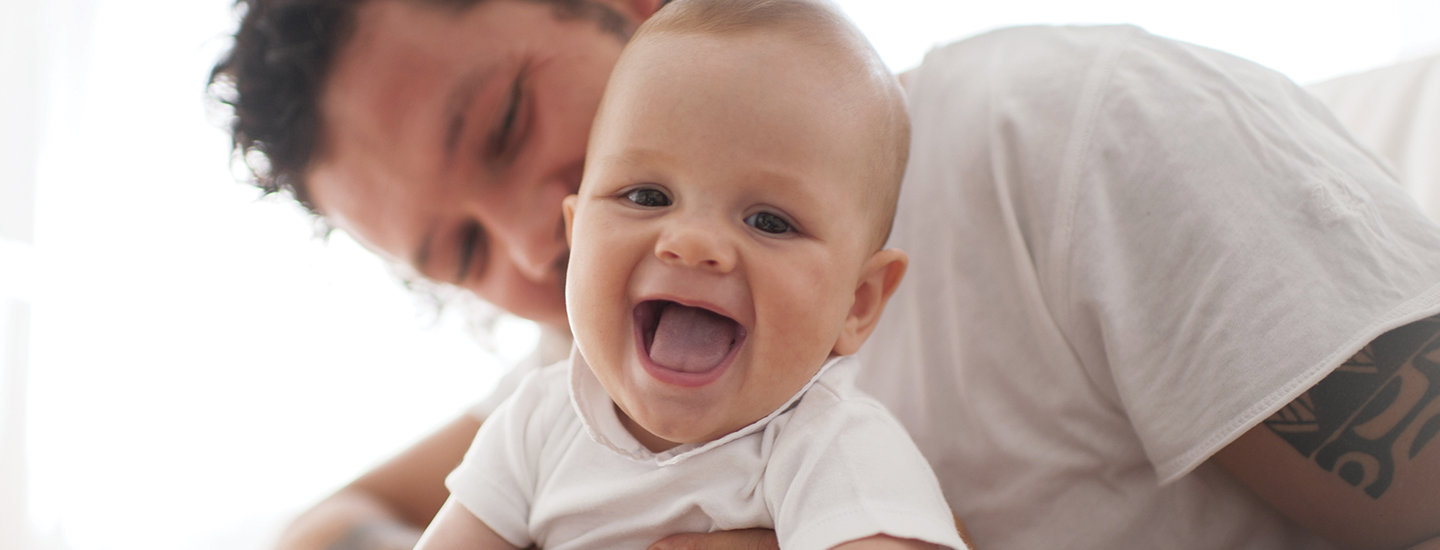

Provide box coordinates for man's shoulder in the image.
[952,24,1143,50]
[916,24,1244,103]
[906,24,1153,145]
[921,24,1143,81]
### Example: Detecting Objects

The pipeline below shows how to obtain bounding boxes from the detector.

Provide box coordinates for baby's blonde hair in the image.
[635,0,910,250]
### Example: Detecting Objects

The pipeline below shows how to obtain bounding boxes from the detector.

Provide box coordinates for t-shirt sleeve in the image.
[763,388,967,550]
[1048,29,1440,482]
[446,361,570,548]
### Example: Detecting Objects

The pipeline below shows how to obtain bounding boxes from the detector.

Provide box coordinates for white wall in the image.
[13,1,523,549]
[1,0,43,546]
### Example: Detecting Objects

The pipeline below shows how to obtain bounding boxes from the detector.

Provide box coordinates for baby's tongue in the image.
[648,303,736,373]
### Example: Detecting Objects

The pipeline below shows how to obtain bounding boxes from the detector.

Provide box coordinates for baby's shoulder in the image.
[491,358,582,439]
[508,357,572,404]
[775,359,912,447]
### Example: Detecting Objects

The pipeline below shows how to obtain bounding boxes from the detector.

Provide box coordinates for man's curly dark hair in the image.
[208,0,639,212]
[209,0,367,211]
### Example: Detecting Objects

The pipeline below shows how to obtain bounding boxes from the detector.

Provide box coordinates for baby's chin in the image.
[623,392,790,450]
[617,406,720,453]
[615,393,740,445]
[637,418,738,450]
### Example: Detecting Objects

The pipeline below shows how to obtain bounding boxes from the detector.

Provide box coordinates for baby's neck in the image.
[615,403,683,453]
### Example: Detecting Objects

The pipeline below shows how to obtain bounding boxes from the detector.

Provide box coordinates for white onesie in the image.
[447,353,965,550]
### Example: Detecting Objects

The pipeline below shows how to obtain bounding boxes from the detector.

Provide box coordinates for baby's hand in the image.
[647,528,779,550]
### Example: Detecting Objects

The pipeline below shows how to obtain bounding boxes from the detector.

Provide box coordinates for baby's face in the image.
[563,32,879,448]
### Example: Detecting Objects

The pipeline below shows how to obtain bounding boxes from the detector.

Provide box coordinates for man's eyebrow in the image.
[442,68,493,164]
[421,67,499,272]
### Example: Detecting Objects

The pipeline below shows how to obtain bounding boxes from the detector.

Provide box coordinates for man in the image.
[209,1,1440,549]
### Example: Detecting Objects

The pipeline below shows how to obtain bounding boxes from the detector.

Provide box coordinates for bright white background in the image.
[1,1,1437,550]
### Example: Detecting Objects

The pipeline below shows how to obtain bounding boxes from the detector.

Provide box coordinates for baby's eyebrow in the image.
[604,148,676,171]
[598,149,809,191]
[742,169,803,189]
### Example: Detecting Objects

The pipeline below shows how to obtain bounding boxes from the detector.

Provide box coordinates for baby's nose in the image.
[655,220,736,272]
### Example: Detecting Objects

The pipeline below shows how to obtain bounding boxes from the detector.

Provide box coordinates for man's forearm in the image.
[324,517,423,550]
[276,489,422,550]
[276,414,484,550]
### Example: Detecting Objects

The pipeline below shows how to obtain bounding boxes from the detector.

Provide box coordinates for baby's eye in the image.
[625,188,671,207]
[745,212,792,234]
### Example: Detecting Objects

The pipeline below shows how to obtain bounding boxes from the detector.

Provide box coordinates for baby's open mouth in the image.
[636,300,744,374]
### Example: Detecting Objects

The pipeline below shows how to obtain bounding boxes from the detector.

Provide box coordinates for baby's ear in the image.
[833,248,908,356]
[562,194,579,246]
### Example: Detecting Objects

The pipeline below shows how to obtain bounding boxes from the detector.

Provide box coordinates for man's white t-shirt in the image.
[852,25,1440,549]
[447,354,964,550]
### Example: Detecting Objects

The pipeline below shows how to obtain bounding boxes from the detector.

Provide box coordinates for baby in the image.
[417,1,965,549]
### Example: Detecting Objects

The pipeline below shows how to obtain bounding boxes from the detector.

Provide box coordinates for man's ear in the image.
[832,248,908,356]
[562,194,579,246]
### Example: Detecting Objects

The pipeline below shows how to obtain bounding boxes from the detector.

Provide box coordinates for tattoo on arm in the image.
[1263,313,1440,499]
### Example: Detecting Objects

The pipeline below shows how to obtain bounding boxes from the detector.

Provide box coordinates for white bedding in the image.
[1308,53,1440,222]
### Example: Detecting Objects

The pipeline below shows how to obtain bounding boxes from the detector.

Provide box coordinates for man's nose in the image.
[484,178,570,283]
[654,217,736,273]
[505,216,567,282]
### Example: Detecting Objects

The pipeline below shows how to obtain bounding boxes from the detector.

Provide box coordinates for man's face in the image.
[563,33,878,447]
[306,0,655,330]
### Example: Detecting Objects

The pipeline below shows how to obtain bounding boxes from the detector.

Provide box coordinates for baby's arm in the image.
[649,514,972,550]
[414,496,522,550]
[763,377,967,550]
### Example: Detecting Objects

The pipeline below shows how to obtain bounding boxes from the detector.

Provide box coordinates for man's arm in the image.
[274,414,483,550]
[413,498,522,550]
[1214,313,1440,550]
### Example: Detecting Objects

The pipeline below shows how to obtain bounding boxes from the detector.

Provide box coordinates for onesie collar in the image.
[568,348,848,467]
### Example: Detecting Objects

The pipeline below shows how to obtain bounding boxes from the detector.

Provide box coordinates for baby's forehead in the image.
[605,36,880,160]
[632,26,861,81]
[614,30,889,123]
